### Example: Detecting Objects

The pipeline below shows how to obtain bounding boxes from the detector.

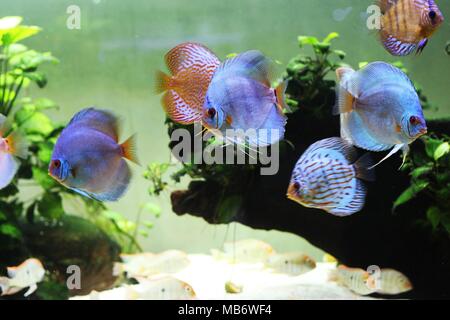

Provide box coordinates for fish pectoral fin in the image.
[368,144,404,169]
[398,145,410,170]
[24,284,37,297]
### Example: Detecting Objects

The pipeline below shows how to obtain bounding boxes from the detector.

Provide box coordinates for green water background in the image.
[1,0,449,259]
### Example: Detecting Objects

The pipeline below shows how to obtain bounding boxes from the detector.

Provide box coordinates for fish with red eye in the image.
[335,62,427,168]
[202,50,288,147]
[378,0,445,56]
[48,108,139,202]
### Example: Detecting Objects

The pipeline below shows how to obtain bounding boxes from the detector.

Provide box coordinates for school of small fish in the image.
[68,239,412,299]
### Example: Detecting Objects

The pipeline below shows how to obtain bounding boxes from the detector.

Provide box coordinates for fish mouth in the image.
[286,184,298,199]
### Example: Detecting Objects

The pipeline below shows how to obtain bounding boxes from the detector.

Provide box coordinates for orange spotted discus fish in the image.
[378,0,444,56]
[155,42,220,124]
[287,137,375,217]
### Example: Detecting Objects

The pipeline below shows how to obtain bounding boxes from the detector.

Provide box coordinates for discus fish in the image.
[287,137,375,216]
[378,268,413,295]
[0,114,28,189]
[378,0,444,56]
[329,265,377,296]
[49,108,139,201]
[155,42,220,124]
[211,239,275,263]
[264,252,316,276]
[202,50,288,147]
[0,258,45,297]
[335,62,427,167]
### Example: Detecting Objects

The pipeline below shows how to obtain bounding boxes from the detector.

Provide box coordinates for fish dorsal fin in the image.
[378,0,399,13]
[217,50,273,87]
[304,137,358,163]
[165,42,220,75]
[68,108,120,142]
[358,62,412,93]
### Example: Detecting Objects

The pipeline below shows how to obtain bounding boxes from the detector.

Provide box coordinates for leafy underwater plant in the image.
[394,134,450,235]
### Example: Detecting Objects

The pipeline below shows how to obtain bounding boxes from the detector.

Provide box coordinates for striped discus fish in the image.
[287,137,375,217]
[379,0,444,56]
[155,42,220,124]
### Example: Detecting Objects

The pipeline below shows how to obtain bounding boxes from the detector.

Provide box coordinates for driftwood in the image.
[21,215,120,297]
[171,109,450,299]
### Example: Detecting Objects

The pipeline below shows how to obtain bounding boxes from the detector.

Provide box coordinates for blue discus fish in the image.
[202,50,288,147]
[335,62,427,167]
[49,108,138,201]
[287,137,375,217]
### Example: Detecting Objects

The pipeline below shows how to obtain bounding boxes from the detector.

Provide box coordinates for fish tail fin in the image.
[274,80,289,112]
[354,153,376,182]
[154,70,172,94]
[121,134,139,165]
[0,277,10,296]
[6,131,29,159]
[334,67,357,115]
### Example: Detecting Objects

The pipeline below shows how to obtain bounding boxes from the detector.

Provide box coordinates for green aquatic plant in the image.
[394,134,450,235]
[0,17,144,263]
[284,32,347,118]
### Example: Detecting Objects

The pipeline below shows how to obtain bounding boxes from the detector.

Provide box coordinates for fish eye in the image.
[207,108,216,118]
[293,182,300,190]
[429,10,436,20]
[409,116,420,125]
[185,286,191,292]
[53,160,61,168]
